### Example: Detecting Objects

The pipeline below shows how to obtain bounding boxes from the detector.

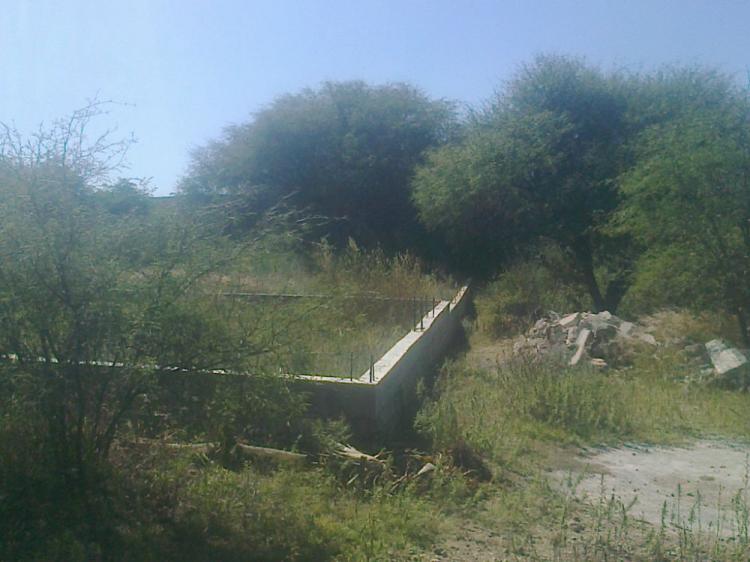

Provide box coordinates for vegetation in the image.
[413,54,635,307]
[618,82,750,345]
[3,54,750,560]
[180,81,457,251]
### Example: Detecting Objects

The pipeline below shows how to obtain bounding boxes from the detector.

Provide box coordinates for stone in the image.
[705,339,748,375]
[619,321,636,337]
[590,358,608,369]
[569,328,592,366]
[580,312,621,339]
[683,343,705,357]
[638,333,657,346]
[416,462,437,477]
[565,326,579,346]
[531,318,548,335]
[559,312,581,328]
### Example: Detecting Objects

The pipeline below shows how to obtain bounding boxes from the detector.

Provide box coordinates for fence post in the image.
[349,351,354,381]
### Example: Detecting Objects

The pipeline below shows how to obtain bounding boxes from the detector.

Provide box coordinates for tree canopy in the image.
[414,55,633,310]
[181,80,457,250]
[619,82,750,344]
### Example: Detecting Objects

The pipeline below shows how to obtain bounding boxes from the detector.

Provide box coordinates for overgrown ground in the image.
[204,243,455,377]
[123,285,750,561]
[409,284,750,561]
[6,260,750,561]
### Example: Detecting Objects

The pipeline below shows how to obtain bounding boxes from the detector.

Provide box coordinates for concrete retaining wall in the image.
[294,285,470,436]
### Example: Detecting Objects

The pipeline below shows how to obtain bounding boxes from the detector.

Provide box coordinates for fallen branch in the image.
[233,443,308,465]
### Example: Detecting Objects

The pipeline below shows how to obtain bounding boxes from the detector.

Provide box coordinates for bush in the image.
[476,252,589,337]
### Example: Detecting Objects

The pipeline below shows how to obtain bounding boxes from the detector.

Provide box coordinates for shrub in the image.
[476,251,589,337]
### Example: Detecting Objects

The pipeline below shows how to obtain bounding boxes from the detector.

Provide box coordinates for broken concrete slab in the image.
[569,328,592,366]
[559,312,581,328]
[705,339,747,375]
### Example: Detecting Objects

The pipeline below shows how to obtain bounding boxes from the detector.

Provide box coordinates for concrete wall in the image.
[295,285,470,436]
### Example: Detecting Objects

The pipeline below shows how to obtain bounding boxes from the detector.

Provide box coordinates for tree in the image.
[413,55,633,311]
[618,86,750,345]
[0,103,300,492]
[181,81,457,250]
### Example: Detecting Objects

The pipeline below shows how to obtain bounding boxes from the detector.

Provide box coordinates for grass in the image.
[410,298,750,560]
[6,250,750,560]
[197,242,456,377]
[122,455,443,561]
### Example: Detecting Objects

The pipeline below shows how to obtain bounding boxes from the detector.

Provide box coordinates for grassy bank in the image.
[412,299,750,560]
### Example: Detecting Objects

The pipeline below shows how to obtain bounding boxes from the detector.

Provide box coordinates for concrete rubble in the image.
[512,310,658,368]
[705,339,747,375]
[513,311,749,388]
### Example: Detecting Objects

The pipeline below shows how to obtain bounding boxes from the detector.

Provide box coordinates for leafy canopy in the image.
[619,81,750,342]
[414,55,631,309]
[181,80,457,250]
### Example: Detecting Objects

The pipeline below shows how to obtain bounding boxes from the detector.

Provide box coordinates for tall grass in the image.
[418,356,750,470]
[475,256,589,338]
[111,445,446,562]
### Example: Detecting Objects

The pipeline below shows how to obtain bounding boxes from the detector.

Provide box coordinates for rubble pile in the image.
[513,311,750,388]
[512,311,657,368]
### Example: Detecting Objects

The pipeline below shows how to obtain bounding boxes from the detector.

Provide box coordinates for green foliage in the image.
[0,106,312,558]
[418,353,750,470]
[476,247,590,336]
[181,80,457,250]
[618,85,750,342]
[414,54,633,308]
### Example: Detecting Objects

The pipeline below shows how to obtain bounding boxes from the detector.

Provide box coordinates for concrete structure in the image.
[294,285,471,436]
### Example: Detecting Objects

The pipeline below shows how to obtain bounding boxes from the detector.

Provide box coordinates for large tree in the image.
[181,81,456,250]
[414,55,633,311]
[618,81,750,345]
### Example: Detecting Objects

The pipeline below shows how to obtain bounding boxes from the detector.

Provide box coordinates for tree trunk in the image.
[572,238,606,313]
[603,273,629,314]
[736,307,750,348]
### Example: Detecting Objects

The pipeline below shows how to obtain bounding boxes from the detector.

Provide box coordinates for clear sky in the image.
[2,0,749,195]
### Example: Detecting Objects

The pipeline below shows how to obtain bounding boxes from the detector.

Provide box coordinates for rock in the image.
[598,311,613,322]
[416,462,437,478]
[531,318,549,335]
[638,333,657,346]
[565,326,579,346]
[705,339,747,375]
[683,343,705,357]
[569,328,592,366]
[590,358,608,369]
[559,312,581,328]
[581,313,619,340]
[513,310,660,368]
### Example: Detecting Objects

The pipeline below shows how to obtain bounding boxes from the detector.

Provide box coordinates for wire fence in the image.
[242,294,447,380]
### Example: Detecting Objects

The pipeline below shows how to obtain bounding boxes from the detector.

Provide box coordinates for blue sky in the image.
[2,0,749,195]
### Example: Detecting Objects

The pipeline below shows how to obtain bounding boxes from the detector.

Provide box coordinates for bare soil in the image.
[555,440,750,536]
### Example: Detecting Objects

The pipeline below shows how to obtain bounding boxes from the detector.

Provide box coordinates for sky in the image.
[2,0,749,195]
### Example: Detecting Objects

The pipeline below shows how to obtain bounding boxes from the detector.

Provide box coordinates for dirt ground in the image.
[555,440,750,536]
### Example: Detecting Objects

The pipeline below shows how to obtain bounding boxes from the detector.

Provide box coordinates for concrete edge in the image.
[291,285,469,387]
